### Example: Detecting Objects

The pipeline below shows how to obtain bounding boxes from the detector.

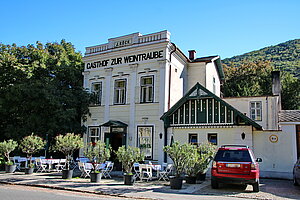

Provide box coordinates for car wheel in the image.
[211,179,219,189]
[240,184,247,190]
[252,181,259,192]
[293,175,299,186]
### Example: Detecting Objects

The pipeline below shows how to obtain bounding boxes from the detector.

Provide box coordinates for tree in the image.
[223,60,300,110]
[0,41,90,141]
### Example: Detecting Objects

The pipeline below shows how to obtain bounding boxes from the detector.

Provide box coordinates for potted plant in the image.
[84,141,111,182]
[116,146,144,185]
[53,133,83,179]
[19,134,45,174]
[196,142,217,181]
[163,141,195,189]
[0,139,18,173]
[184,145,199,184]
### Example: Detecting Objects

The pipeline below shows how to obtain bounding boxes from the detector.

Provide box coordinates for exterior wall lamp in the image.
[159,132,163,139]
[241,132,246,140]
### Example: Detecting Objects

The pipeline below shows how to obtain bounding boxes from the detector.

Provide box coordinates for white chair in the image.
[140,164,152,181]
[102,162,114,178]
[133,163,141,180]
[55,159,66,172]
[78,162,91,178]
[13,156,21,171]
[35,158,47,172]
[158,163,173,181]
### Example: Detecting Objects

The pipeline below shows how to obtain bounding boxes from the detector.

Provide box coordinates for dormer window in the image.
[250,102,262,121]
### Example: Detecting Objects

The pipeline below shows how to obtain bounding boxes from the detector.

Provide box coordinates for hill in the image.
[222,39,300,78]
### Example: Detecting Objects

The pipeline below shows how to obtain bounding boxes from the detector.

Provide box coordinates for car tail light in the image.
[251,163,256,170]
[212,161,217,169]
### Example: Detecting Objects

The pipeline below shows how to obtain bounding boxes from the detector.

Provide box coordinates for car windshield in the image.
[214,149,252,162]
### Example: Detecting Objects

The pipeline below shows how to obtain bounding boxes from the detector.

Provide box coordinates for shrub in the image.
[19,133,45,167]
[116,146,144,175]
[0,139,18,165]
[52,133,83,170]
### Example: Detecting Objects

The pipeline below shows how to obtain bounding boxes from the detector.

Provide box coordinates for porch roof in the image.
[101,120,128,127]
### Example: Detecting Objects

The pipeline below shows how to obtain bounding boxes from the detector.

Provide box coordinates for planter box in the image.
[124,174,134,185]
[25,168,34,174]
[5,164,16,173]
[170,177,183,189]
[90,172,102,183]
[62,169,73,179]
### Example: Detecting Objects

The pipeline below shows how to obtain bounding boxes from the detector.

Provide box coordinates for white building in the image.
[83,30,299,179]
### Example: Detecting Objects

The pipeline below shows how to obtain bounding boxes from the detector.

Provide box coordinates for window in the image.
[137,126,153,159]
[91,82,102,105]
[114,79,126,104]
[189,133,198,145]
[250,102,262,121]
[208,133,217,145]
[88,127,100,144]
[140,76,154,103]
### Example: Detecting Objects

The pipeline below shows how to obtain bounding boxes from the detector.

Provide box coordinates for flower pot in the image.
[62,169,73,179]
[196,172,206,181]
[90,172,102,183]
[170,177,183,189]
[185,176,197,184]
[5,164,16,173]
[124,174,134,185]
[25,167,34,174]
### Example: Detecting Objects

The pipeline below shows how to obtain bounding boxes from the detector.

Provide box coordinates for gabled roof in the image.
[101,120,128,127]
[279,110,300,122]
[161,82,262,130]
[190,56,225,81]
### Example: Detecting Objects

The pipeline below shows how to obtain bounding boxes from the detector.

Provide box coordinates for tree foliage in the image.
[19,133,45,166]
[115,146,144,175]
[84,141,111,173]
[223,60,300,110]
[222,39,300,78]
[0,41,90,141]
[52,133,83,170]
[0,139,18,164]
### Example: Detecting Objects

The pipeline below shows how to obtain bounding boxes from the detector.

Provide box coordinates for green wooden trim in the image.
[191,100,195,124]
[161,82,262,130]
[220,104,225,123]
[184,102,189,124]
[214,99,219,123]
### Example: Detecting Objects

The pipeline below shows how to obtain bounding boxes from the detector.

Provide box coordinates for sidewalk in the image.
[0,171,299,200]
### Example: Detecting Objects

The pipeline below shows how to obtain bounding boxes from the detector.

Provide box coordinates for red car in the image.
[211,145,262,192]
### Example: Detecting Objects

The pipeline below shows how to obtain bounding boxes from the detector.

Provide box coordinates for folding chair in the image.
[35,158,47,172]
[55,159,66,172]
[13,156,21,171]
[158,163,173,181]
[133,163,141,181]
[140,164,152,181]
[102,162,114,178]
[78,162,91,178]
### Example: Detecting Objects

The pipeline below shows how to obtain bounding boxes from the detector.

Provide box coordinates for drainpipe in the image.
[168,43,177,110]
[266,96,269,130]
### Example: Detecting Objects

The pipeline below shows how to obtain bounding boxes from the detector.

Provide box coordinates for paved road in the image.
[0,184,136,200]
[0,184,252,200]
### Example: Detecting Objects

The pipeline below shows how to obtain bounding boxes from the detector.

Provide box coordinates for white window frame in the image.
[91,82,102,105]
[140,76,154,103]
[137,126,153,160]
[114,79,126,105]
[87,126,100,144]
[250,101,262,121]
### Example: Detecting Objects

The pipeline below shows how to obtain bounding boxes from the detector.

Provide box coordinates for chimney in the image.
[271,71,281,110]
[188,50,196,60]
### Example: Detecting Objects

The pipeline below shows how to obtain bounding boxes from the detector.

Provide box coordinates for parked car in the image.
[293,157,300,186]
[211,145,262,192]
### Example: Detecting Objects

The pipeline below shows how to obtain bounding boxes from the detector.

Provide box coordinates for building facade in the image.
[82,30,223,164]
[83,30,299,179]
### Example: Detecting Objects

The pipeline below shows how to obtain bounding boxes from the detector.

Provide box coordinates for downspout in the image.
[168,43,177,110]
[165,43,176,163]
[266,97,269,130]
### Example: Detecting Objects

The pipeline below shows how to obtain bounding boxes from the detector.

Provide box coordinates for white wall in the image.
[186,62,206,91]
[224,96,279,130]
[253,129,295,179]
[205,62,221,97]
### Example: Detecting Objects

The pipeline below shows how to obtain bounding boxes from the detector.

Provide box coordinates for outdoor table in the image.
[84,163,106,170]
[151,164,162,178]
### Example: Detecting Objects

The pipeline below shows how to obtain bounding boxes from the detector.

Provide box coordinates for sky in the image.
[1,0,300,59]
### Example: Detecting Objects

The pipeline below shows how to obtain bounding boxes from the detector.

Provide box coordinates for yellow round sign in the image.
[269,134,278,143]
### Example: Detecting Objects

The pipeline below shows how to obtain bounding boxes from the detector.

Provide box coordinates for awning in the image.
[101,120,128,127]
